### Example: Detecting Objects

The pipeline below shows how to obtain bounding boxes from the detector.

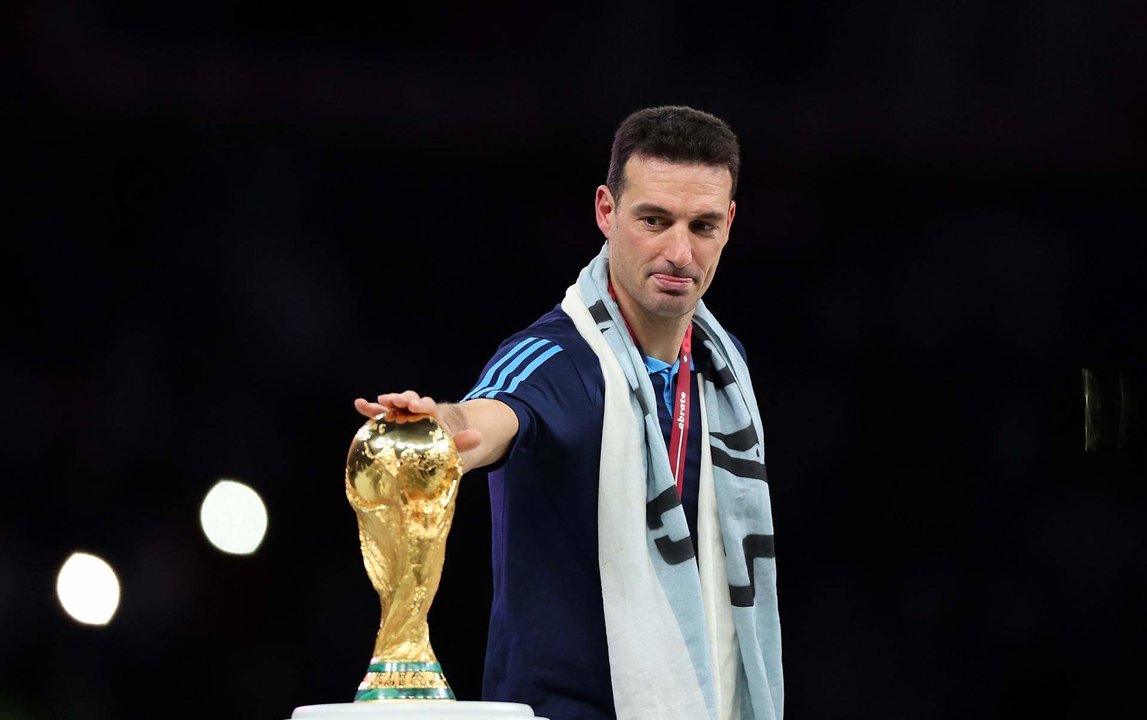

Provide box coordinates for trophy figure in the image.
[287,414,546,719]
[345,415,463,701]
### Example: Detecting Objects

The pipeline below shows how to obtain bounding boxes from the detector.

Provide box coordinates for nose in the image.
[664,226,692,268]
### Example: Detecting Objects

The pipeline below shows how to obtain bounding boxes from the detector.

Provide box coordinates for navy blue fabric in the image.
[644,354,679,413]
[473,304,745,720]
[648,370,702,546]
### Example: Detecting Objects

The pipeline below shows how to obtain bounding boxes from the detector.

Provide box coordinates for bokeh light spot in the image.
[56,552,121,625]
[199,479,268,554]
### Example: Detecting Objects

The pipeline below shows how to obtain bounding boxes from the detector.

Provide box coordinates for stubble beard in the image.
[634,282,699,321]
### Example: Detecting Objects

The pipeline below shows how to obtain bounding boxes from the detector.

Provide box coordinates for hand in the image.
[354,391,482,454]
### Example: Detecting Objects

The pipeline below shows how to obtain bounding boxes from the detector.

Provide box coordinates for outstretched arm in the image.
[353,391,519,473]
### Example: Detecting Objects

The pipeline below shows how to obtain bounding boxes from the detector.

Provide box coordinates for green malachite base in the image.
[355,660,455,702]
[366,661,444,674]
[355,687,455,701]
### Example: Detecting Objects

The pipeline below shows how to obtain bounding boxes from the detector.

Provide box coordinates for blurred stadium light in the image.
[199,480,269,555]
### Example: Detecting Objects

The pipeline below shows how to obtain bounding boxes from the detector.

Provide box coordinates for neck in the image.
[612,286,692,364]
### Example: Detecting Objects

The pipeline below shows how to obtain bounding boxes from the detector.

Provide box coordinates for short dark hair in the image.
[606,105,740,201]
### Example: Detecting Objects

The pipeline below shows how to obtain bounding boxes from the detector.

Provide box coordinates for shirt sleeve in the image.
[727,331,748,363]
[462,333,573,470]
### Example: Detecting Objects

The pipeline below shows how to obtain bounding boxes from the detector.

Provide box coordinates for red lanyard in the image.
[608,283,693,498]
[667,325,693,498]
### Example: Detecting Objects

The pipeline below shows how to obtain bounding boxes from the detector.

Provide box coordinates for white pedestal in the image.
[290,702,548,720]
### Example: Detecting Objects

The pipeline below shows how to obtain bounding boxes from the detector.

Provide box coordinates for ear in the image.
[727,200,737,233]
[595,185,616,238]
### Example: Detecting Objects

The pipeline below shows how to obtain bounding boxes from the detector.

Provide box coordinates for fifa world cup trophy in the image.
[286,414,545,719]
[344,415,463,701]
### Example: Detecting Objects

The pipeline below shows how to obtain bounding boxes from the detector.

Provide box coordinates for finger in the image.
[375,394,402,411]
[375,392,403,407]
[407,395,437,414]
[354,398,386,417]
[390,390,422,409]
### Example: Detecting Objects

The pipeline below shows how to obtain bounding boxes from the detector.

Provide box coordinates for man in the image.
[355,106,782,720]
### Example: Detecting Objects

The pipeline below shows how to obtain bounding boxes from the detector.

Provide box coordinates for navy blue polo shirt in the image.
[464,304,745,720]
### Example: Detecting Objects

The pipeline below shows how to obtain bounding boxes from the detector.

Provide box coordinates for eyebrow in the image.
[630,203,727,222]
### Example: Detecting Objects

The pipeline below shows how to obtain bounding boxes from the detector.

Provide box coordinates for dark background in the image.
[4,1,1145,718]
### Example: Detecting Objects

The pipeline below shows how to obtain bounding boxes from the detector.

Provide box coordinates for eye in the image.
[642,216,665,228]
[691,221,716,234]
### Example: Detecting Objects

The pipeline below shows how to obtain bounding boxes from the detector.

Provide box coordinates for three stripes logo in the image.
[464,336,564,400]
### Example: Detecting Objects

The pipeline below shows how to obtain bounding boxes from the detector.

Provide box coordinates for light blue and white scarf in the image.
[560,245,782,720]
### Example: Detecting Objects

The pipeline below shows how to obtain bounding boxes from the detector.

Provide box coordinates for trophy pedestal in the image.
[290,702,548,719]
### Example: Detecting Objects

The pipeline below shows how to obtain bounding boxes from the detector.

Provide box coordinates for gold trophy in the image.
[344,415,463,702]
[286,413,545,719]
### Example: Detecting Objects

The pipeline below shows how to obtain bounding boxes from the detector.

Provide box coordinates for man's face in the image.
[595,155,736,322]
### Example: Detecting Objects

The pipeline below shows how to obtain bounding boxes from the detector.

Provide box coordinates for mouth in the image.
[650,273,695,292]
